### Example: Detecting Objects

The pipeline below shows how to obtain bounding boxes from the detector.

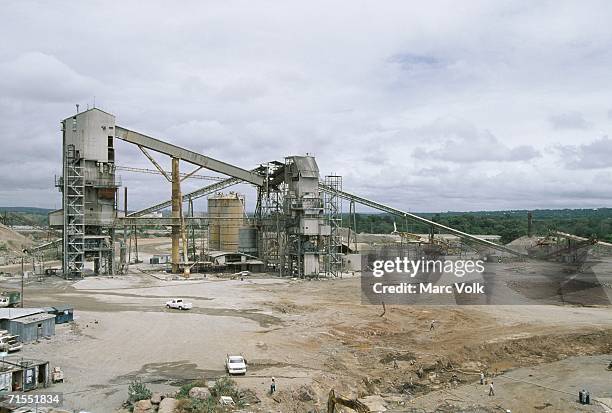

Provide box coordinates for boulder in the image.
[189,386,211,400]
[133,399,154,413]
[158,397,179,413]
[150,392,162,405]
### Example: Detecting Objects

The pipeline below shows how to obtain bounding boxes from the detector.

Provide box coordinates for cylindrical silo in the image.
[208,199,221,251]
[208,193,244,252]
[239,226,258,255]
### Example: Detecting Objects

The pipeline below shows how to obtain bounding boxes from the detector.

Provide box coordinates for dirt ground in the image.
[0,237,611,413]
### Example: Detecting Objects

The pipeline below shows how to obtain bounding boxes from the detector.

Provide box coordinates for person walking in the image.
[489,381,495,396]
[430,320,436,331]
[480,372,485,385]
[270,377,276,394]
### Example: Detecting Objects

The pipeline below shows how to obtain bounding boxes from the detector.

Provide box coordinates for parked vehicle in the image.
[165,299,192,310]
[225,355,247,375]
[0,291,21,308]
[0,330,22,352]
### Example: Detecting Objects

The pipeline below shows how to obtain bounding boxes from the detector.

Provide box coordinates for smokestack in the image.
[527,211,533,238]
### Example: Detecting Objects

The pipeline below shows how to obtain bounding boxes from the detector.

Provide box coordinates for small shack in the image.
[7,314,55,343]
[0,309,56,343]
[0,357,50,396]
[205,251,265,272]
[44,305,74,324]
[150,254,171,264]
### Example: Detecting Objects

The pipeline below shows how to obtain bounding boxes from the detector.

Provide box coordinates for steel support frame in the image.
[324,175,343,277]
[255,183,284,273]
[128,177,243,218]
[115,126,264,186]
[349,200,357,253]
[171,158,182,273]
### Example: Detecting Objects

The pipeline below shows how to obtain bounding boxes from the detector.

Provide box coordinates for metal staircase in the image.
[324,175,343,277]
[63,144,85,278]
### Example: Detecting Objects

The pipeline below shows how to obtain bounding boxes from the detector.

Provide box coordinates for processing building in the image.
[49,109,119,277]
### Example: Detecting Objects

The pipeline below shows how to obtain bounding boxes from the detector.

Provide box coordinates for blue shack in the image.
[44,305,74,324]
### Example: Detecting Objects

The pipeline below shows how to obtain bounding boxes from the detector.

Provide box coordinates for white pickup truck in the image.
[165,298,193,310]
[225,355,247,375]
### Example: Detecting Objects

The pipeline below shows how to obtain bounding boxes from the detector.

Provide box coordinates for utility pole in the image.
[189,196,196,262]
[134,224,139,263]
[20,256,24,308]
[124,187,128,265]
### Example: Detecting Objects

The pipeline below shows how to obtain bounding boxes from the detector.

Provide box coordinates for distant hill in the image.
[0,207,52,228]
[0,207,54,214]
[0,222,33,251]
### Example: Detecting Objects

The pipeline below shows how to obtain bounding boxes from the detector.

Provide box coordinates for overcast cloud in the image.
[1,0,612,212]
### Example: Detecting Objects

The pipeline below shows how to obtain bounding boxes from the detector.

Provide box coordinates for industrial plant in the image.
[0,106,609,413]
[45,107,535,281]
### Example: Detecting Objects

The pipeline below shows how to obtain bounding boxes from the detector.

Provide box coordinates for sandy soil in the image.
[0,238,609,412]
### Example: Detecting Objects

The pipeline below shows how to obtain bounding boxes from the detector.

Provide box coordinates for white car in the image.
[225,355,247,375]
[165,298,193,310]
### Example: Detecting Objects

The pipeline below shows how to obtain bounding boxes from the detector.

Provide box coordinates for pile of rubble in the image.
[132,392,179,413]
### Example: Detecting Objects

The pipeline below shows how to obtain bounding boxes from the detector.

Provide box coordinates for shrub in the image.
[184,397,216,413]
[176,379,208,399]
[127,378,152,406]
[210,377,238,398]
[176,377,243,412]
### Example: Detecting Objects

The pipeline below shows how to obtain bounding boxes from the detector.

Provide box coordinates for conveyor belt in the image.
[318,183,525,257]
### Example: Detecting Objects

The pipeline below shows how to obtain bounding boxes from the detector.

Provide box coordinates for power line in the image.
[115,165,225,181]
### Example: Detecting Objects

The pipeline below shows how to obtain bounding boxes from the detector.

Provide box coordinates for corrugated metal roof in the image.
[51,305,73,312]
[207,251,232,258]
[227,260,264,265]
[12,313,55,324]
[207,251,259,260]
[0,308,45,320]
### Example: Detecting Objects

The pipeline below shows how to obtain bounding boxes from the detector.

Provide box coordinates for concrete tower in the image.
[50,108,119,277]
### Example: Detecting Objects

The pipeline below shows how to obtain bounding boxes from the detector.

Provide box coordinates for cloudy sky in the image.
[1,0,612,212]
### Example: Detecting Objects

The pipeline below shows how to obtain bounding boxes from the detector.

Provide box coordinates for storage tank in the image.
[239,226,258,255]
[208,193,244,252]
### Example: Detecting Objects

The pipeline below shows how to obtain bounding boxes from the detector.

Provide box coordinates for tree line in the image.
[343,208,612,244]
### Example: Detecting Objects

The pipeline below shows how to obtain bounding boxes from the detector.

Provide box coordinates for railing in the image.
[54,174,121,188]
